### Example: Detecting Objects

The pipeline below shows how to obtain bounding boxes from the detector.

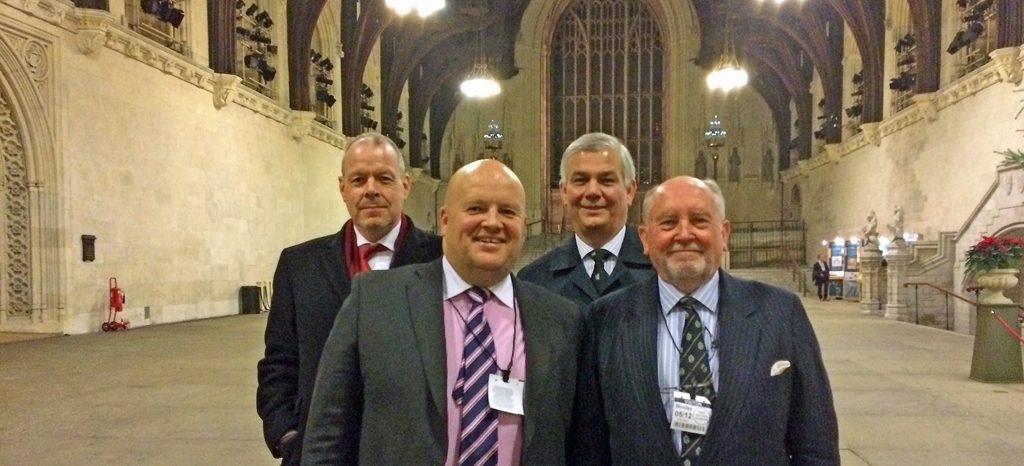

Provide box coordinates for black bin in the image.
[240,286,261,314]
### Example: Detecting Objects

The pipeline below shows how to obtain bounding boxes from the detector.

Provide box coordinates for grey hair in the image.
[342,132,406,175]
[642,178,727,221]
[559,132,637,185]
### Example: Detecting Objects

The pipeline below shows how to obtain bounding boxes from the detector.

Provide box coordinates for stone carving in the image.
[21,40,47,81]
[75,29,107,56]
[212,73,242,109]
[0,91,32,316]
[887,205,904,241]
[912,93,938,122]
[989,46,1023,86]
[862,210,878,245]
[288,111,316,141]
[860,122,881,147]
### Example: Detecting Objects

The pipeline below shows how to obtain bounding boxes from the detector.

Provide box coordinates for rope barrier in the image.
[991,310,1024,346]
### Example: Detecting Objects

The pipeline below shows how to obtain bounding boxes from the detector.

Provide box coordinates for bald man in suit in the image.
[571,177,838,465]
[303,160,581,465]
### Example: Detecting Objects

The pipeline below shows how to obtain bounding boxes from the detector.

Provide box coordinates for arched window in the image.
[549,0,664,187]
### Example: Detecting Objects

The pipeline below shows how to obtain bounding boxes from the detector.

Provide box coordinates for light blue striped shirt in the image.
[657,271,721,453]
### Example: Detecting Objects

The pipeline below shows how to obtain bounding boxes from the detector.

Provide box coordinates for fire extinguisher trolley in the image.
[103,277,130,332]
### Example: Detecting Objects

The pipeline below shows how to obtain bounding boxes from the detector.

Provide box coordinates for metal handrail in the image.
[902,281,1024,330]
[903,281,973,331]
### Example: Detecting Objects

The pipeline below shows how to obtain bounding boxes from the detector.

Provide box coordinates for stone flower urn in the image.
[975,268,1020,305]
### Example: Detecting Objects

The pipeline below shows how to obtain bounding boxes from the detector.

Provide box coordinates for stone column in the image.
[859,244,883,315]
[884,239,913,321]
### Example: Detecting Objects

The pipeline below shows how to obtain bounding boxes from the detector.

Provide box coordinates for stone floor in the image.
[1,298,1022,465]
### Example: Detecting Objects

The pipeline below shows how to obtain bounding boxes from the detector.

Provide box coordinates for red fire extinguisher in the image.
[103,277,130,331]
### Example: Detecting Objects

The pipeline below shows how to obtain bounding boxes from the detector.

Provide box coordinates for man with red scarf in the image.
[257,133,442,465]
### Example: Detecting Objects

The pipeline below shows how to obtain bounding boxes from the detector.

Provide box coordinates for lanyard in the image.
[453,295,518,382]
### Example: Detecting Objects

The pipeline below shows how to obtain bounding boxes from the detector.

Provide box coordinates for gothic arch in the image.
[0,31,63,331]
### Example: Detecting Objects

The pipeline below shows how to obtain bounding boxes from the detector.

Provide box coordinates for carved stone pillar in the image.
[884,239,913,321]
[859,244,883,315]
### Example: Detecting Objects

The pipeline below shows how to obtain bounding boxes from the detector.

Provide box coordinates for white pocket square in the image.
[770,360,791,377]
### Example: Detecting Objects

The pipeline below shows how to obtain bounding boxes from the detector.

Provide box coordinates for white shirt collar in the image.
[575,225,627,259]
[353,217,403,251]
[441,257,515,308]
[657,271,720,316]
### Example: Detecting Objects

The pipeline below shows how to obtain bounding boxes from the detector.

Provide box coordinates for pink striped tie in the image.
[452,287,499,466]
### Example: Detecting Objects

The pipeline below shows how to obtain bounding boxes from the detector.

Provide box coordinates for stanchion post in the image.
[970,304,1024,383]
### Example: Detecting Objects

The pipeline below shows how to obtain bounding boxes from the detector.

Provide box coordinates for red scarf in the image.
[342,216,411,280]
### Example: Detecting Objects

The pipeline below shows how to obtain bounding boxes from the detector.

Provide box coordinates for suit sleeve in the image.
[568,303,611,466]
[785,296,840,466]
[256,250,300,457]
[302,275,365,465]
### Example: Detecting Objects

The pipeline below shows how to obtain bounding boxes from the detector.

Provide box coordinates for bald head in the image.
[441,160,526,287]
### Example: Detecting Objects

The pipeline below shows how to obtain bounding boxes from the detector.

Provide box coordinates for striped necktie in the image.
[453,287,499,466]
[678,296,715,465]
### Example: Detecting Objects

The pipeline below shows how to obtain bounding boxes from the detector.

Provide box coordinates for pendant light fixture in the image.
[385,0,445,18]
[460,31,501,98]
[706,5,748,92]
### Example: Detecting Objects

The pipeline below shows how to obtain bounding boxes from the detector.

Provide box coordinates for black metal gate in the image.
[728,221,805,268]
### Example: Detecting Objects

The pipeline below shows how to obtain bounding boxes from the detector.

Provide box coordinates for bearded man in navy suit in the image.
[571,176,838,465]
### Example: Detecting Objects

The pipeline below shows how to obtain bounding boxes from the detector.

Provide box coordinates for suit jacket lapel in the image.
[601,227,649,292]
[630,277,679,456]
[549,239,600,301]
[516,279,556,456]
[319,231,349,303]
[705,271,762,449]
[406,261,448,423]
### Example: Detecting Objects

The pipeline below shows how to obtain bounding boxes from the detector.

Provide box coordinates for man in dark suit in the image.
[572,176,838,465]
[302,160,581,465]
[256,133,442,465]
[813,254,831,301]
[519,132,654,305]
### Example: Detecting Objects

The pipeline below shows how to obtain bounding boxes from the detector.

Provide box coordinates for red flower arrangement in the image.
[964,235,1024,273]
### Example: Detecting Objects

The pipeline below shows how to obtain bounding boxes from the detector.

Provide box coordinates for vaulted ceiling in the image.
[74,0,1024,173]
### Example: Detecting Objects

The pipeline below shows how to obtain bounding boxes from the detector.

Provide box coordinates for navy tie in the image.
[453,287,499,466]
[678,297,715,464]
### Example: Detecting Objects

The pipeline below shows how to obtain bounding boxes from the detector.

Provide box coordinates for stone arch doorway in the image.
[0,32,62,333]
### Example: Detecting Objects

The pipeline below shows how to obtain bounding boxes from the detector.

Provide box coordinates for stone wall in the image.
[0,1,350,334]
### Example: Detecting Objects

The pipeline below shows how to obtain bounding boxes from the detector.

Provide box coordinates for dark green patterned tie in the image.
[678,297,715,464]
[588,249,612,288]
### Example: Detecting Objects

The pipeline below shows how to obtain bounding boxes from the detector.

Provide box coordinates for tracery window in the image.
[549,0,664,187]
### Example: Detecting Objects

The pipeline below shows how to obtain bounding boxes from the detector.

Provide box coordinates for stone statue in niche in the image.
[762,149,774,182]
[887,205,904,240]
[728,148,741,182]
[695,151,708,179]
[862,210,879,245]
